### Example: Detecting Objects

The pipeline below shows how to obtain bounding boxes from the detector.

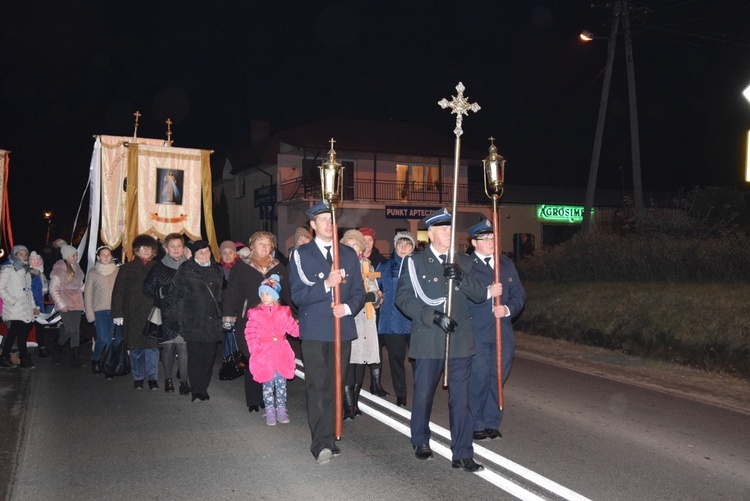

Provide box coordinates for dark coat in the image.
[289,241,366,343]
[142,258,184,341]
[395,247,486,359]
[376,254,411,335]
[367,246,386,269]
[170,259,224,343]
[222,258,292,357]
[111,259,158,349]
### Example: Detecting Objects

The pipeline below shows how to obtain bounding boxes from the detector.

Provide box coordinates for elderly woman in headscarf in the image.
[222,231,294,413]
[0,245,40,369]
[219,240,241,360]
[340,229,383,419]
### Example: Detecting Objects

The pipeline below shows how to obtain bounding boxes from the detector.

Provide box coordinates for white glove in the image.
[113,318,124,326]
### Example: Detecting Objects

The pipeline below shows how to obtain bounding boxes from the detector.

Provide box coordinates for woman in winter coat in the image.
[0,245,39,369]
[84,245,119,375]
[49,245,86,367]
[244,275,300,425]
[142,233,189,395]
[222,231,293,412]
[376,231,416,407]
[219,240,240,359]
[28,251,49,358]
[340,229,383,419]
[169,240,223,402]
[111,235,159,389]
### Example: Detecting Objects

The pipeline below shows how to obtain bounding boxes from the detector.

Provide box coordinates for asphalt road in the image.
[2,337,749,500]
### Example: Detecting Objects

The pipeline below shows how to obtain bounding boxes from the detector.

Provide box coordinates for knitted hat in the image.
[235,241,245,250]
[220,240,236,253]
[60,245,77,261]
[29,251,44,271]
[393,231,416,249]
[258,274,281,301]
[340,229,365,254]
[12,244,29,257]
[359,227,376,239]
[52,238,67,249]
[294,226,312,246]
[237,247,251,259]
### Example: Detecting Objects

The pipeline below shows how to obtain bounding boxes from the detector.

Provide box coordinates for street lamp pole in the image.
[581,0,644,234]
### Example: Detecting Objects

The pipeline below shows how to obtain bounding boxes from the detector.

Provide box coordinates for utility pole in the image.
[581,0,644,234]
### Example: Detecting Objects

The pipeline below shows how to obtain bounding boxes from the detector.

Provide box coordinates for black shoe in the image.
[179,381,191,395]
[486,428,502,440]
[0,357,17,369]
[342,385,356,421]
[134,380,144,390]
[331,443,341,456]
[473,430,490,441]
[70,347,83,368]
[396,396,407,407]
[315,448,333,465]
[105,375,114,380]
[148,380,159,391]
[91,359,100,375]
[451,458,484,472]
[370,366,390,397]
[164,378,175,393]
[192,393,207,403]
[414,444,434,461]
[19,356,35,370]
[248,405,261,413]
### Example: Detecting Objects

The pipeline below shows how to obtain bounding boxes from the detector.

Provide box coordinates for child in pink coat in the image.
[245,274,299,426]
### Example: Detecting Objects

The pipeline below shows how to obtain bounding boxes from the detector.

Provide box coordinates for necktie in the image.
[484,256,492,269]
[325,245,333,265]
[439,254,446,264]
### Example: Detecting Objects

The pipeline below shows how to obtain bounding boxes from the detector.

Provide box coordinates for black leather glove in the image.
[365,291,378,303]
[443,262,463,283]
[432,311,457,334]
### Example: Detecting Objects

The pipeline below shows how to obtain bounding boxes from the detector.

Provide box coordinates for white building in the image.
[213,118,626,259]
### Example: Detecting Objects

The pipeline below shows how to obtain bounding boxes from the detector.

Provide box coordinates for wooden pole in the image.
[331,206,343,440]
[491,198,504,410]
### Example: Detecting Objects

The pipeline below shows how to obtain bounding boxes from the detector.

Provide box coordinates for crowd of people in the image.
[0,205,525,470]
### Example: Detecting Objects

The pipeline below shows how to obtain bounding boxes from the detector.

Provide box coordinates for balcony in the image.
[280,177,481,205]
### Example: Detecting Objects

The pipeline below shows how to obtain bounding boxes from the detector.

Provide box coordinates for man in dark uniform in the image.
[466,219,526,441]
[289,201,366,465]
[395,208,491,472]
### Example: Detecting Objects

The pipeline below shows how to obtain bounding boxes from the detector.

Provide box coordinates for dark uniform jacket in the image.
[395,247,486,359]
[467,253,526,343]
[289,241,366,343]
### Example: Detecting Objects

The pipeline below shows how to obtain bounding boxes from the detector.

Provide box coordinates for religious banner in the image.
[99,135,164,248]
[124,143,217,260]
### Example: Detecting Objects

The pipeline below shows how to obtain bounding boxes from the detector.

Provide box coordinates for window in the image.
[396,163,440,201]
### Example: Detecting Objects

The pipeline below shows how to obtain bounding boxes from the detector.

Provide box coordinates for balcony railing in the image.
[280,177,481,205]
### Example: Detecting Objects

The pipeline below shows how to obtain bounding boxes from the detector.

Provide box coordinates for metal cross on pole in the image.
[438,81,480,386]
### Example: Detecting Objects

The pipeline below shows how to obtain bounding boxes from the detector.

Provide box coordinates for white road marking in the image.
[294,360,591,501]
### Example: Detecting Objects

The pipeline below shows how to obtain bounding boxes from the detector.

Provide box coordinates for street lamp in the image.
[44,211,53,245]
[318,138,345,440]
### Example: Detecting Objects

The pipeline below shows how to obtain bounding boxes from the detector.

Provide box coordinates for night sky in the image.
[2,0,750,249]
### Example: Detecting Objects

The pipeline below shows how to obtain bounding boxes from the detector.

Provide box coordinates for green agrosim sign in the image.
[536,204,593,223]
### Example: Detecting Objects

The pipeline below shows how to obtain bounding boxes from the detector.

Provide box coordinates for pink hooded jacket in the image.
[244,304,299,383]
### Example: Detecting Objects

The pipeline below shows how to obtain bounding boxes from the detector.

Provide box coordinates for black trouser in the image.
[383,333,411,399]
[1,321,32,359]
[300,338,351,456]
[186,341,218,396]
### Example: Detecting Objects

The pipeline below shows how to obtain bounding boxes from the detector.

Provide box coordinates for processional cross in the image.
[166,118,173,146]
[438,81,481,138]
[133,110,141,140]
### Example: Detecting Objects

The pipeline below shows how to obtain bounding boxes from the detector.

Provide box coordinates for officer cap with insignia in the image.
[305,201,332,220]
[420,207,452,229]
[468,219,493,239]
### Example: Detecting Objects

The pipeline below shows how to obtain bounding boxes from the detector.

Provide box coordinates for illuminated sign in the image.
[385,206,441,219]
[536,204,592,223]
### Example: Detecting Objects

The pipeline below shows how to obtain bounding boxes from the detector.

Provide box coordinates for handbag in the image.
[99,324,131,377]
[142,306,164,341]
[218,352,245,380]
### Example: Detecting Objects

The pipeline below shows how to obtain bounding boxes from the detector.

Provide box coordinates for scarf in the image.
[95,262,117,276]
[250,253,276,275]
[161,253,187,270]
[11,255,29,272]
